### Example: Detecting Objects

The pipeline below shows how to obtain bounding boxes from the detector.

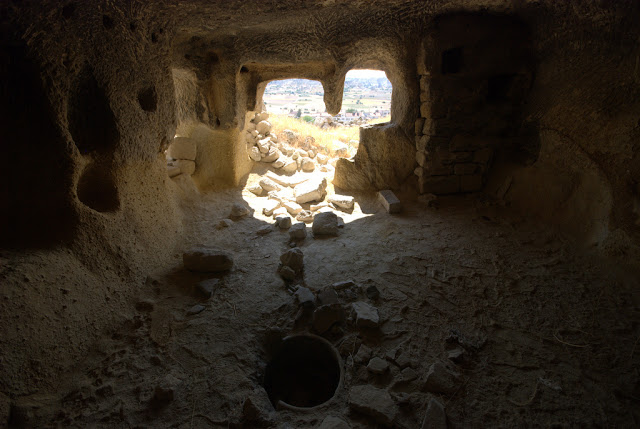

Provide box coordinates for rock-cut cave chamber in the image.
[1,1,639,428]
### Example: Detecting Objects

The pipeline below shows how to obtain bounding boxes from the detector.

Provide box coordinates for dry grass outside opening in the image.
[268,114,391,157]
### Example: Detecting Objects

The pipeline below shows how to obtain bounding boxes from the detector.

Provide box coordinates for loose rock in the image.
[229,203,251,219]
[296,210,314,223]
[317,287,339,305]
[294,286,316,308]
[175,159,196,175]
[183,247,233,272]
[279,266,296,281]
[280,248,303,272]
[301,157,315,172]
[367,357,389,374]
[421,399,447,429]
[256,120,272,135]
[282,200,303,216]
[378,190,402,214]
[257,225,273,236]
[259,177,281,192]
[275,215,292,229]
[263,199,280,216]
[187,304,205,315]
[312,212,339,236]
[352,301,380,328]
[348,385,398,426]
[327,194,355,210]
[294,176,327,204]
[249,146,262,161]
[422,362,460,394]
[288,222,307,240]
[354,344,372,364]
[216,218,233,229]
[195,278,219,299]
[365,285,380,300]
[248,183,264,196]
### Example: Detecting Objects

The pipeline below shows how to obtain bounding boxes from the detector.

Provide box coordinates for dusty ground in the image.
[14,168,640,428]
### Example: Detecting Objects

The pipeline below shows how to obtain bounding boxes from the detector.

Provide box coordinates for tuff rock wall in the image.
[0,0,638,396]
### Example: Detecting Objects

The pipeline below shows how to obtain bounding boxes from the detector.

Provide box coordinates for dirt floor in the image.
[14,167,640,428]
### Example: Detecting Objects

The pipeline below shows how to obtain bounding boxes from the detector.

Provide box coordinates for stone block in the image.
[454,163,478,175]
[460,174,483,192]
[168,137,197,160]
[419,175,460,195]
[416,151,427,167]
[415,118,426,136]
[416,135,429,151]
[377,190,401,213]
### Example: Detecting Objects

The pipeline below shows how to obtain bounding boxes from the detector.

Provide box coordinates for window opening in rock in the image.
[241,70,391,226]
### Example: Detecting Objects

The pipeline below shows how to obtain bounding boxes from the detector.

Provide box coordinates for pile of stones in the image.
[245,112,335,174]
[247,170,354,229]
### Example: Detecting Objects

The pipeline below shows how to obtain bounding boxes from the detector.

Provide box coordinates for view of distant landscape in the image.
[263,70,392,124]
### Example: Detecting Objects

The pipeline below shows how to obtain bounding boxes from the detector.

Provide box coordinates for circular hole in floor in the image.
[263,335,341,409]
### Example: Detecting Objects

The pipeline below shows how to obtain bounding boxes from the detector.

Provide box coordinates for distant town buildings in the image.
[263,76,392,123]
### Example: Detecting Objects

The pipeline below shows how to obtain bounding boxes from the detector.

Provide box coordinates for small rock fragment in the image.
[294,176,327,204]
[333,280,356,290]
[421,399,447,429]
[243,387,275,424]
[295,286,316,309]
[275,215,292,229]
[280,248,304,272]
[296,210,314,223]
[216,218,233,229]
[422,363,460,394]
[187,304,206,315]
[257,225,273,236]
[348,385,398,426]
[378,190,402,214]
[367,357,389,374]
[259,177,281,192]
[312,212,339,236]
[195,279,218,299]
[354,344,372,364]
[401,367,418,382]
[263,199,280,216]
[230,203,251,219]
[447,348,465,364]
[183,247,233,272]
[301,157,315,172]
[288,222,307,240]
[249,146,262,161]
[327,194,355,210]
[352,301,380,328]
[248,183,264,196]
[279,266,296,281]
[282,200,303,216]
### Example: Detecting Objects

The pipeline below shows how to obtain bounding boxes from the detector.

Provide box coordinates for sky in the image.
[346,69,387,79]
